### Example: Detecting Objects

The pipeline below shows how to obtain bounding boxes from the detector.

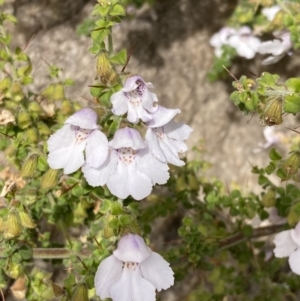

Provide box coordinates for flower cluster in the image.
[209,5,293,65]
[47,75,192,200]
[273,222,300,275]
[94,233,174,301]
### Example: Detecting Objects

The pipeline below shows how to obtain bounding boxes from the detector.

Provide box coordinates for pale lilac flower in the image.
[273,222,300,275]
[146,106,193,166]
[261,5,281,22]
[227,26,261,59]
[47,108,108,174]
[209,27,237,57]
[258,31,292,65]
[82,127,169,200]
[111,75,158,124]
[94,233,174,301]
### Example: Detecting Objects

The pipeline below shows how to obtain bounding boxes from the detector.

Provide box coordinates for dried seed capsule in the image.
[17,111,32,129]
[72,283,89,301]
[282,151,300,175]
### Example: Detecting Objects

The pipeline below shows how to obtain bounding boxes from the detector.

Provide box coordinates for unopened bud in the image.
[19,211,36,228]
[17,111,32,129]
[0,77,11,92]
[71,283,88,301]
[61,99,74,115]
[11,81,24,102]
[262,188,276,207]
[4,211,22,239]
[96,52,117,85]
[26,127,39,144]
[41,168,59,189]
[103,214,115,238]
[7,262,23,279]
[53,84,65,101]
[20,154,38,178]
[41,84,55,99]
[260,97,283,126]
[37,121,51,136]
[282,151,300,175]
[28,101,43,118]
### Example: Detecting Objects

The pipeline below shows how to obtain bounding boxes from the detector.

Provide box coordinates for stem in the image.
[0,248,90,259]
[108,31,113,55]
[0,25,18,80]
[218,224,284,251]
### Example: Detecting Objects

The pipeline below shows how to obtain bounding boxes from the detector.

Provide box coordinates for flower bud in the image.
[96,52,117,85]
[11,81,24,102]
[261,188,276,207]
[19,211,36,228]
[103,214,115,238]
[53,84,65,101]
[7,262,23,279]
[41,84,55,99]
[17,111,32,129]
[4,211,22,239]
[37,121,51,136]
[26,127,39,144]
[260,97,283,126]
[282,151,300,175]
[71,283,88,301]
[28,101,42,113]
[61,99,74,115]
[0,76,11,92]
[41,168,59,189]
[20,154,38,178]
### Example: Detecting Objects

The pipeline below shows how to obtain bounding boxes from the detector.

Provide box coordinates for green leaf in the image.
[119,214,131,226]
[98,5,110,17]
[109,4,126,17]
[110,49,127,65]
[285,78,300,92]
[88,44,101,55]
[4,14,17,24]
[111,201,123,215]
[91,28,110,45]
[63,79,74,86]
[108,218,119,229]
[284,94,300,114]
[64,273,76,296]
[21,76,34,85]
[269,148,282,161]
[265,162,276,175]
[99,199,111,214]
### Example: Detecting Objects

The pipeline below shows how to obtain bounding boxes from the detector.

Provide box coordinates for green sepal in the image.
[109,4,126,17]
[269,148,282,161]
[110,49,127,65]
[284,94,300,114]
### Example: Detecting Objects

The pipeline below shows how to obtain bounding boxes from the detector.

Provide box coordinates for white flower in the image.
[261,5,281,22]
[209,27,237,57]
[111,75,158,124]
[273,222,300,274]
[82,127,169,200]
[210,26,261,59]
[47,108,108,174]
[227,26,261,59]
[146,106,193,166]
[258,31,292,65]
[94,233,174,301]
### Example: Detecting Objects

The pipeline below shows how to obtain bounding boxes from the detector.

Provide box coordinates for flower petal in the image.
[127,101,152,124]
[122,75,139,92]
[48,141,86,174]
[145,128,166,162]
[94,255,123,299]
[47,124,74,152]
[136,149,170,184]
[85,130,109,168]
[140,251,174,292]
[111,91,129,116]
[141,89,158,113]
[65,108,98,130]
[113,234,152,263]
[291,222,300,247]
[289,249,300,275]
[82,151,118,187]
[146,106,181,128]
[273,230,297,258]
[164,121,193,141]
[109,127,146,150]
[110,266,155,301]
